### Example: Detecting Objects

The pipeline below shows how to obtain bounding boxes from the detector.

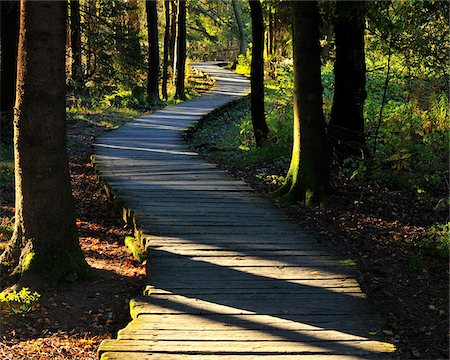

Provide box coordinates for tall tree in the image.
[275,1,329,205]
[175,0,186,100]
[162,0,170,100]
[232,0,246,56]
[249,0,269,146]
[169,0,177,72]
[0,0,20,114]
[329,1,367,157]
[70,0,83,89]
[0,0,89,286]
[0,1,20,145]
[146,0,161,105]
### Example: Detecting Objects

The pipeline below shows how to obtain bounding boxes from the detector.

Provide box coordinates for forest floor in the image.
[188,101,449,360]
[0,109,145,359]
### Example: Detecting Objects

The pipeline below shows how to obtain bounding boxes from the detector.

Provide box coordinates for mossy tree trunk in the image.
[329,1,367,158]
[0,1,20,145]
[275,1,329,206]
[249,0,269,147]
[69,0,83,90]
[175,0,186,100]
[0,0,90,287]
[146,0,161,106]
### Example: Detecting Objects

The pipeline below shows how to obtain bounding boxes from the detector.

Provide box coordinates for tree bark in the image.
[0,0,90,286]
[0,1,20,145]
[146,0,161,106]
[329,1,367,157]
[162,0,170,100]
[169,0,177,74]
[70,0,83,89]
[0,1,19,113]
[232,0,246,56]
[175,0,186,100]
[275,1,329,205]
[249,0,269,146]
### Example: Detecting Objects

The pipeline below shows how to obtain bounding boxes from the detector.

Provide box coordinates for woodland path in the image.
[94,63,395,359]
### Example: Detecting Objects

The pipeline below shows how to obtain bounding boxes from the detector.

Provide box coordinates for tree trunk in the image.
[174,0,186,100]
[146,0,161,106]
[0,1,20,145]
[127,0,141,55]
[162,0,170,100]
[0,0,90,287]
[329,1,367,157]
[275,1,329,205]
[169,0,177,75]
[232,0,246,56]
[249,0,269,146]
[70,0,83,89]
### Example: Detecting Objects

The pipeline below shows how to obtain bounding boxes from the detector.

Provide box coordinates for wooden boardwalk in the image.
[95,63,395,359]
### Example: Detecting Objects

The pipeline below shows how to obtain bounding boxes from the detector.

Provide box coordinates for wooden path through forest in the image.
[94,63,395,359]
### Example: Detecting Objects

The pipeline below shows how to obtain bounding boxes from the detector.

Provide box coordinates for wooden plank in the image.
[101,353,375,360]
[98,339,395,356]
[117,329,378,342]
[125,313,381,331]
[130,296,373,316]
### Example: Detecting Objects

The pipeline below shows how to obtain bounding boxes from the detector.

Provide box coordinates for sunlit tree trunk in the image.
[70,0,83,89]
[275,1,329,205]
[169,0,177,79]
[146,0,161,105]
[175,0,186,100]
[0,0,89,287]
[162,0,170,100]
[249,0,269,146]
[232,0,246,56]
[0,1,19,145]
[329,1,367,157]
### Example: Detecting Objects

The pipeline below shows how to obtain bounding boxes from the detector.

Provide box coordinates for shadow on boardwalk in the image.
[95,63,395,359]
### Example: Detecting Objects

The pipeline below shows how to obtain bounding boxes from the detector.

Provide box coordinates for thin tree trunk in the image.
[169,0,177,77]
[373,44,392,154]
[1,0,89,286]
[70,0,83,89]
[162,0,170,100]
[275,1,329,205]
[249,0,269,146]
[329,1,367,157]
[231,0,246,56]
[175,0,186,100]
[146,0,161,105]
[268,7,274,55]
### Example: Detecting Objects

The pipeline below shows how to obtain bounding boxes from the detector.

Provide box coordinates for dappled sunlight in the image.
[94,144,197,156]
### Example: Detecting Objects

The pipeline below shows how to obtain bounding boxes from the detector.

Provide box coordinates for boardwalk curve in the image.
[94,63,395,359]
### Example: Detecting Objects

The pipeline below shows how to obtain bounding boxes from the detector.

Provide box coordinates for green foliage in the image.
[67,105,140,130]
[0,288,40,315]
[420,223,450,259]
[124,236,146,263]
